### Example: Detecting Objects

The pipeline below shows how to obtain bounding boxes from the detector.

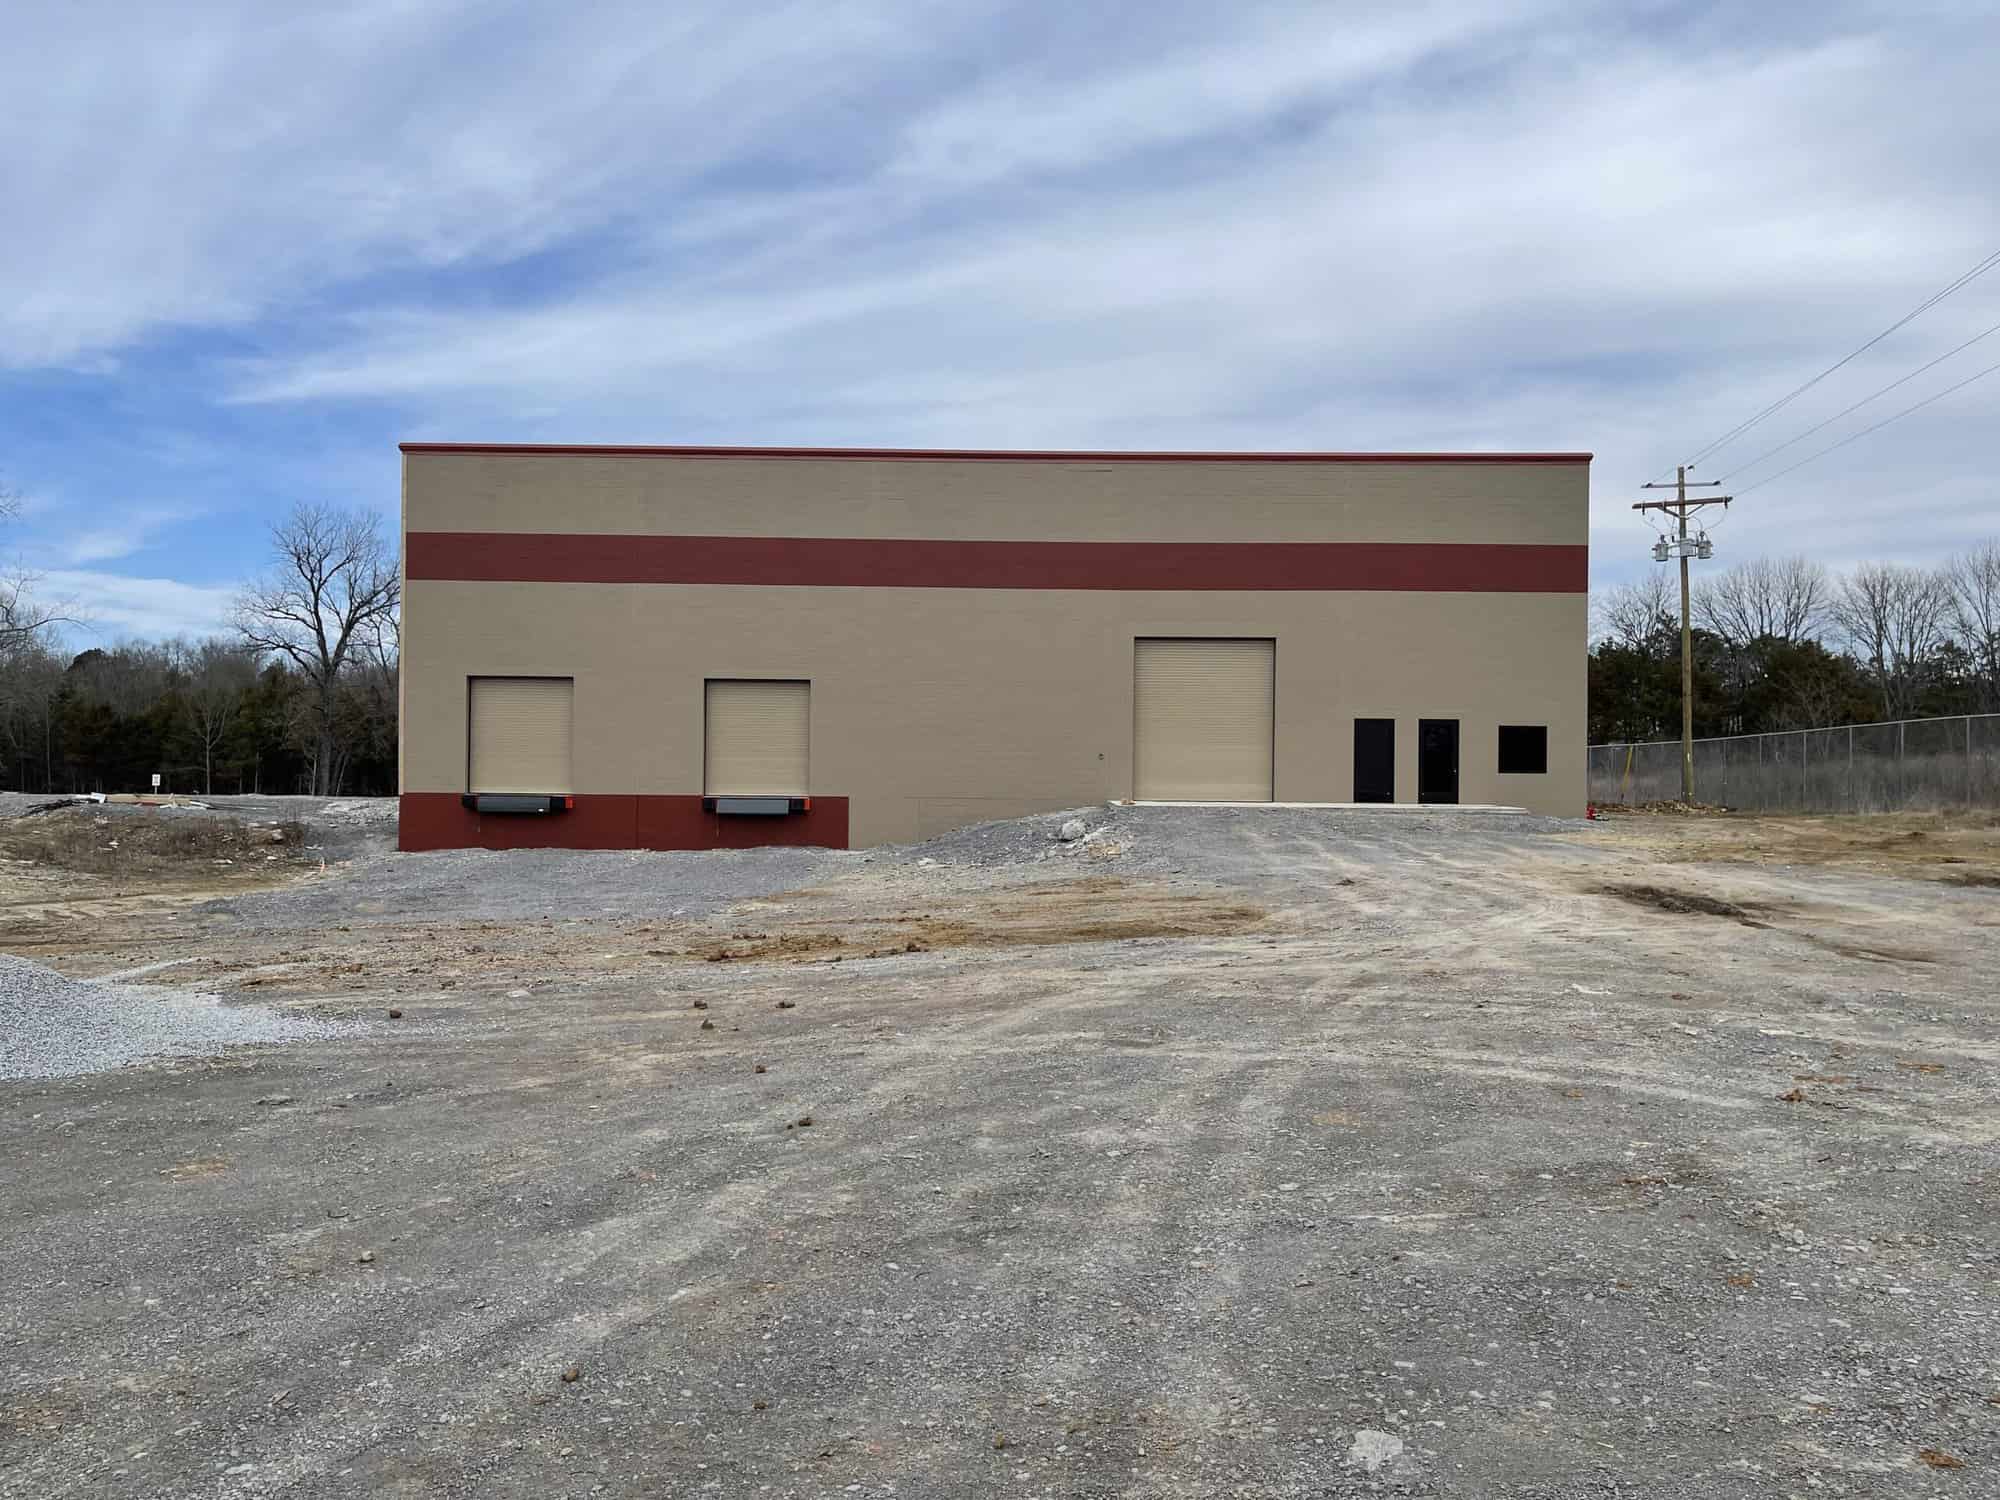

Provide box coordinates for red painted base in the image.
[397,793,851,852]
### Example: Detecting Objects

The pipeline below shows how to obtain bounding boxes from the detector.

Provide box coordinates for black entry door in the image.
[1353,719,1395,803]
[1417,718,1459,804]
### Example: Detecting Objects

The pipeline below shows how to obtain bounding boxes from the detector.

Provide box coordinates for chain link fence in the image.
[1589,712,2000,813]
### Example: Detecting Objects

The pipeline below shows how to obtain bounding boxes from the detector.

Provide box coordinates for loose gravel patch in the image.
[0,954,364,1080]
[201,843,857,927]
[890,801,1595,878]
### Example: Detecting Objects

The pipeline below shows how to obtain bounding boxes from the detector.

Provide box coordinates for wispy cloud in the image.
[0,0,971,368]
[882,0,1598,192]
[43,570,235,641]
[56,505,202,566]
[4,0,2000,615]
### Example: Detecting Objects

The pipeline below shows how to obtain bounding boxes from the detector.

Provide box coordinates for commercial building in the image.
[397,444,1589,851]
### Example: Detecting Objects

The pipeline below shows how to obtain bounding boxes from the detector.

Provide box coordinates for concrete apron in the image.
[1121,800,1529,812]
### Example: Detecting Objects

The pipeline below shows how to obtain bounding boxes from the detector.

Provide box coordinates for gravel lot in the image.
[197,803,1593,929]
[202,841,854,927]
[2,804,1997,1497]
[0,954,368,1081]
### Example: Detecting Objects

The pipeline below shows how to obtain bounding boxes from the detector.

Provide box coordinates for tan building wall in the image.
[403,449,1583,544]
[399,447,1590,849]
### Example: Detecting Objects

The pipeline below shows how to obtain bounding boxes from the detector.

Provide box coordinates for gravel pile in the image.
[0,791,83,820]
[312,799,399,825]
[885,805,1110,868]
[0,955,363,1081]
[891,801,1593,874]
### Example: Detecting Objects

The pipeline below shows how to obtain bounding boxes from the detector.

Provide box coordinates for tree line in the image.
[1590,544,2000,744]
[0,503,399,797]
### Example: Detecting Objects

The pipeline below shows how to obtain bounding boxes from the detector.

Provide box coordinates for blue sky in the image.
[5,0,1999,643]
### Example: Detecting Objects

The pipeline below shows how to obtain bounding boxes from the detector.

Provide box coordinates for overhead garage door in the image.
[1133,639,1274,800]
[467,676,574,794]
[705,679,810,795]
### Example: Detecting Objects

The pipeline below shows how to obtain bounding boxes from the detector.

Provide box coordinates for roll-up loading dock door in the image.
[1132,639,1275,800]
[705,679,810,795]
[467,676,574,794]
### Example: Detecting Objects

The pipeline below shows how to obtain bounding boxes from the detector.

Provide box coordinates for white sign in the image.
[151,773,162,790]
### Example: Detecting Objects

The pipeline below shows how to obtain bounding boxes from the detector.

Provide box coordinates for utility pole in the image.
[1633,467,1731,803]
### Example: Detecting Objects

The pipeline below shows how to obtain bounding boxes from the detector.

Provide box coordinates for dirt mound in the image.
[1595,882,1767,926]
[0,807,309,881]
[1595,800,1732,817]
[1939,871,2000,889]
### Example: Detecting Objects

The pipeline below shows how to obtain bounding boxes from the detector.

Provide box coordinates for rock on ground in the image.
[1346,1428,1407,1473]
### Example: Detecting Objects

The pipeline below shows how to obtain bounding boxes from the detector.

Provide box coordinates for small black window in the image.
[1497,725,1548,775]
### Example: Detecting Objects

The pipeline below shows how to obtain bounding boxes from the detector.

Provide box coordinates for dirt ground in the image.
[3,800,1998,1498]
[0,797,384,943]
[1593,806,2000,886]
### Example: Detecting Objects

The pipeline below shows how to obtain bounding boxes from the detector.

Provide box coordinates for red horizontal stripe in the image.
[397,793,850,851]
[400,442,1591,464]
[407,533,1587,593]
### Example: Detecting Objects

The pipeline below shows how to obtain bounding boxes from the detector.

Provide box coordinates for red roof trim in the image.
[398,442,1591,465]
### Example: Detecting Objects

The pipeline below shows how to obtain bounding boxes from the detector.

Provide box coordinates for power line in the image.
[1677,244,2000,472]
[1736,354,2000,496]
[1720,316,2000,480]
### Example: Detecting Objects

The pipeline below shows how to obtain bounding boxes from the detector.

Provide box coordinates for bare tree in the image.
[70,642,175,714]
[1830,562,1952,718]
[0,572,67,656]
[175,637,257,795]
[234,504,401,796]
[351,606,400,779]
[1695,556,1831,646]
[0,642,65,791]
[1784,656,1853,732]
[0,483,73,656]
[1590,571,1677,650]
[1944,541,2000,710]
